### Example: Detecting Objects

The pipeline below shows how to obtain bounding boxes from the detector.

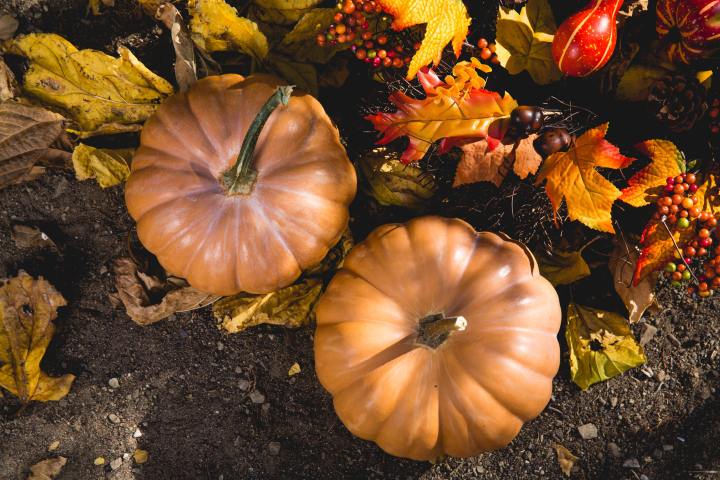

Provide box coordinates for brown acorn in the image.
[534,128,572,158]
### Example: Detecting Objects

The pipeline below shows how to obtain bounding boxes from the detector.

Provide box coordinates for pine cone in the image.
[648,74,707,133]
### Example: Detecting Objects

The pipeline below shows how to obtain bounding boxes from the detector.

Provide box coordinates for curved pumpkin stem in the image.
[417,314,467,348]
[222,85,295,195]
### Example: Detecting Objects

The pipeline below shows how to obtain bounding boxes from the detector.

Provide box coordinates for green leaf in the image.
[615,65,670,102]
[265,54,318,95]
[566,303,646,390]
[214,278,323,333]
[250,0,324,25]
[72,144,134,188]
[188,0,269,60]
[536,248,591,286]
[359,147,436,209]
[494,0,562,85]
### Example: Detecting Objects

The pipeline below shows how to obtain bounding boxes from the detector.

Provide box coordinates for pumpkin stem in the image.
[417,314,467,348]
[222,85,295,195]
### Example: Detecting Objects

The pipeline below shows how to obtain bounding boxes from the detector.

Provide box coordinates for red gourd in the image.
[551,0,623,77]
[656,0,720,64]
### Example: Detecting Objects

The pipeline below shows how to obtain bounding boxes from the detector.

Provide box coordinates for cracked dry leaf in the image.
[0,272,75,403]
[453,135,541,187]
[495,0,561,85]
[0,56,19,101]
[376,0,471,80]
[609,240,657,323]
[360,147,436,209]
[0,102,64,190]
[156,3,198,92]
[188,0,269,60]
[27,456,67,480]
[4,33,173,136]
[113,257,218,325]
[214,278,323,333]
[72,144,133,188]
[552,443,577,477]
[12,225,59,252]
[566,303,646,390]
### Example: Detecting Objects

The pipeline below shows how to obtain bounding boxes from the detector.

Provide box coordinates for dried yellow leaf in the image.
[93,457,105,466]
[47,440,60,452]
[72,144,133,188]
[288,362,301,376]
[0,272,74,403]
[188,0,269,59]
[133,449,149,464]
[3,33,173,135]
[552,443,578,477]
[27,456,66,480]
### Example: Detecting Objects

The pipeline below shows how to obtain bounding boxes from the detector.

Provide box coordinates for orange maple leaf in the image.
[620,140,685,207]
[376,0,471,79]
[366,59,518,164]
[453,135,541,187]
[633,175,720,284]
[535,123,634,233]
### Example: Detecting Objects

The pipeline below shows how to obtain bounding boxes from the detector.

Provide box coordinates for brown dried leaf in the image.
[113,257,218,325]
[0,56,19,101]
[11,225,59,252]
[552,443,577,477]
[27,456,67,480]
[156,3,198,91]
[0,272,75,403]
[609,238,657,323]
[0,103,64,190]
[512,134,542,179]
[454,135,540,187]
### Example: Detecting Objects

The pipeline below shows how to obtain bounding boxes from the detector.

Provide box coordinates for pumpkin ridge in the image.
[130,145,214,177]
[249,197,301,277]
[175,203,226,282]
[151,103,218,166]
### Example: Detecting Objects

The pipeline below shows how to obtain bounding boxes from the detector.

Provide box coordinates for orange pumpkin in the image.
[314,216,560,460]
[125,74,356,296]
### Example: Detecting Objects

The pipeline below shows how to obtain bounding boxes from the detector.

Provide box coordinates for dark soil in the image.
[1,0,720,479]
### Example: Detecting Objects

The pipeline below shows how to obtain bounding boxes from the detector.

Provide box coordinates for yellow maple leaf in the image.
[620,139,685,207]
[3,33,173,136]
[0,272,74,403]
[188,0,269,60]
[535,123,634,233]
[367,59,518,164]
[376,0,471,79]
[72,144,134,188]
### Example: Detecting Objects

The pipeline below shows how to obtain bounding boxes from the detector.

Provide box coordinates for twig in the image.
[660,216,699,283]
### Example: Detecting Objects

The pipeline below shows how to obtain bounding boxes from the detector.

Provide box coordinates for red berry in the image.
[699,228,711,238]
[675,175,684,184]
[674,183,686,194]
[685,246,697,257]
[689,206,701,218]
[477,38,489,49]
[671,194,683,204]
[356,48,367,60]
[686,173,697,184]
[480,47,492,60]
[667,176,676,184]
[377,34,388,45]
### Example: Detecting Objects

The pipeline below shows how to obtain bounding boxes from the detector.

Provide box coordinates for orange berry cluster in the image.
[476,38,501,65]
[316,0,418,70]
[652,173,700,228]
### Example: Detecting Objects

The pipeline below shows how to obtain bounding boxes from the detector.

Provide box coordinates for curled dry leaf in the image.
[566,303,646,390]
[188,0,269,60]
[609,238,657,323]
[359,147,436,209]
[495,0,562,85]
[367,59,517,164]
[4,33,173,136]
[27,456,67,480]
[453,135,541,188]
[11,225,59,252]
[0,56,19,101]
[214,279,323,333]
[375,0,471,79]
[535,123,635,233]
[0,102,64,190]
[156,3,198,92]
[113,257,219,326]
[71,144,133,188]
[0,272,75,403]
[552,443,578,477]
[288,362,301,376]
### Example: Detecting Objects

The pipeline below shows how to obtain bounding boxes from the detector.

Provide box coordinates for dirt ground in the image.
[1,0,720,479]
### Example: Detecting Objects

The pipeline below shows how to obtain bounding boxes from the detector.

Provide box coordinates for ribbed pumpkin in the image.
[125,75,356,296]
[314,216,561,460]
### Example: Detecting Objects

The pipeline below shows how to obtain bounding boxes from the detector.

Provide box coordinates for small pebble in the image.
[123,453,131,460]
[48,440,60,452]
[623,458,641,469]
[663,444,674,451]
[108,413,121,424]
[578,423,598,440]
[639,324,658,346]
[667,333,681,348]
[610,397,618,408]
[607,442,621,458]
[108,378,120,389]
[133,428,143,438]
[110,457,123,470]
[267,442,281,456]
[238,379,251,391]
[653,448,663,460]
[249,389,265,404]
[217,342,224,351]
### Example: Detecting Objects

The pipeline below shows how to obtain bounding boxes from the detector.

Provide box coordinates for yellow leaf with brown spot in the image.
[188,0,269,60]
[376,0,470,79]
[4,33,173,135]
[620,139,685,207]
[535,123,635,233]
[0,272,74,403]
[72,144,134,188]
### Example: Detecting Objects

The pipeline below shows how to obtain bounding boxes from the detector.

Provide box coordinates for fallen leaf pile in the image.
[367,59,517,164]
[566,303,646,390]
[535,123,634,233]
[374,0,471,80]
[3,33,174,136]
[0,272,75,403]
